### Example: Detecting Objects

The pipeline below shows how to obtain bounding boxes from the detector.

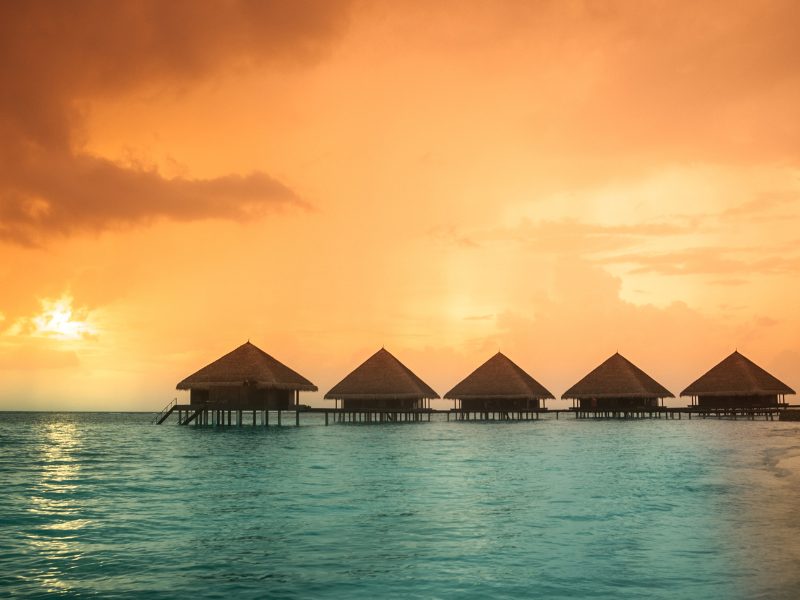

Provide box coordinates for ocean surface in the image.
[1,412,800,599]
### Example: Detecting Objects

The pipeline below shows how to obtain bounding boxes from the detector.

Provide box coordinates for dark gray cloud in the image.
[0,0,352,244]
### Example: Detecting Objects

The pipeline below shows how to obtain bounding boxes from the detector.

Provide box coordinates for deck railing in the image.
[153,398,177,424]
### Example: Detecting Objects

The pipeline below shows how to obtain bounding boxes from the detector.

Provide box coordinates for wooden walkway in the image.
[154,404,794,425]
[448,410,542,421]
[155,404,442,426]
[570,407,784,420]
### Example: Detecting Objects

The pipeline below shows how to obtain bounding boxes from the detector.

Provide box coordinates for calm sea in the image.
[1,412,799,599]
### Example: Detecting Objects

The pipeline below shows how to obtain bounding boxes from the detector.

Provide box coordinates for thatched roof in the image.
[444,352,554,400]
[561,352,674,399]
[176,341,317,391]
[681,351,795,397]
[324,348,439,400]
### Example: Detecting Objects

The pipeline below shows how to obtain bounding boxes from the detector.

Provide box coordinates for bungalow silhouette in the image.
[681,350,795,409]
[562,352,673,411]
[177,341,317,409]
[445,352,554,412]
[325,348,439,410]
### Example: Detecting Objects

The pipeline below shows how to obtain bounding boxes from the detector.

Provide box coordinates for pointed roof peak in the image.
[681,351,795,397]
[325,347,439,400]
[445,352,553,400]
[562,352,673,399]
[177,341,317,392]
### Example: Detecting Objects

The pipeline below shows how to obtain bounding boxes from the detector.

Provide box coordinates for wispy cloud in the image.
[722,192,800,220]
[607,247,800,277]
[436,218,693,256]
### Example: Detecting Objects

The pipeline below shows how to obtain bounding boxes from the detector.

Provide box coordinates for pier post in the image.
[278,410,281,426]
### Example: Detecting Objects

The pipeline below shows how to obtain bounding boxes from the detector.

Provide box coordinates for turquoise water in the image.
[2,413,800,599]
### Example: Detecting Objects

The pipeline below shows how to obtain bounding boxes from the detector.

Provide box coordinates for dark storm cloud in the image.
[0,0,351,244]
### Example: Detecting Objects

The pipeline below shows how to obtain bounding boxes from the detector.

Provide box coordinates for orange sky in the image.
[1,1,799,410]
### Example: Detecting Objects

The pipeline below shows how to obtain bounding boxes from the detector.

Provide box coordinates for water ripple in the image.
[1,413,800,598]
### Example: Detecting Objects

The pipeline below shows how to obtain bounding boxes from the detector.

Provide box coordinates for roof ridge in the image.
[389,351,432,393]
[624,355,656,386]
[737,352,761,390]
[249,342,277,382]
[504,354,539,390]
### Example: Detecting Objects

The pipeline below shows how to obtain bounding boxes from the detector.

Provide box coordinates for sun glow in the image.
[32,295,95,340]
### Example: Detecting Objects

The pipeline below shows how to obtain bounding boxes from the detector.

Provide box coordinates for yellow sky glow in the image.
[1,1,799,410]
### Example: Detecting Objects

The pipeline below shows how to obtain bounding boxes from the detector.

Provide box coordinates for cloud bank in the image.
[0,0,351,244]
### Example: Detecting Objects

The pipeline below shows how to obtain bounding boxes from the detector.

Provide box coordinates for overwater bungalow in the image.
[176,341,317,409]
[681,350,795,409]
[324,347,439,410]
[562,352,673,411]
[445,352,554,412]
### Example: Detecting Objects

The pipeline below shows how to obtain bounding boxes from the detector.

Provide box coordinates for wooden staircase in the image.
[154,399,177,424]
[179,406,204,425]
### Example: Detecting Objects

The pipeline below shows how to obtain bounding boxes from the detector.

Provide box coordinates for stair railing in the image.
[154,398,177,424]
